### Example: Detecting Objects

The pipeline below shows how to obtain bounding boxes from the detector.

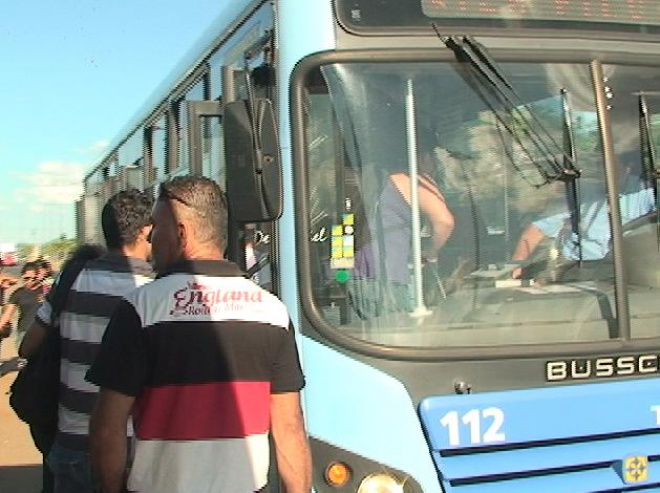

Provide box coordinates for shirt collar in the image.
[156,259,244,280]
[94,252,153,277]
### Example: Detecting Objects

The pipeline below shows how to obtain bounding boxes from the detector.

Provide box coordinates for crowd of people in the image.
[1,176,312,493]
[4,147,650,492]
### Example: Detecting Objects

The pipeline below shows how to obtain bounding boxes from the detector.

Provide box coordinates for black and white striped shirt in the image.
[36,253,152,449]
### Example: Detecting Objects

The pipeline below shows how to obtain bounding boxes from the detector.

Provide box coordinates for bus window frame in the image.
[290,47,660,362]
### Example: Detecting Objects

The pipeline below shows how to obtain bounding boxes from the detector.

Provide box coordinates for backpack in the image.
[9,257,93,432]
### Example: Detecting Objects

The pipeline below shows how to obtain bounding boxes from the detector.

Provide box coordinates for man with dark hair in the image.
[0,261,43,351]
[20,189,154,493]
[88,176,311,493]
[101,188,156,249]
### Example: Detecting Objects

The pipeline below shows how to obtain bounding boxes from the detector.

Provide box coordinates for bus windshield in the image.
[303,59,660,348]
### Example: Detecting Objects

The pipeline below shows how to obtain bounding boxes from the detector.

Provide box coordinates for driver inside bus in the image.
[512,149,655,278]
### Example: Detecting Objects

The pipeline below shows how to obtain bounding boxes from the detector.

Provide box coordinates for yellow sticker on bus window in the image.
[331,258,354,269]
[343,213,355,226]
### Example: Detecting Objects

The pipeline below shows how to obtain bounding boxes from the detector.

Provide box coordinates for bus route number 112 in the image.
[440,408,507,447]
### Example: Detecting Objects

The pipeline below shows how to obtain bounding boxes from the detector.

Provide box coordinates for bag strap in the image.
[47,258,89,326]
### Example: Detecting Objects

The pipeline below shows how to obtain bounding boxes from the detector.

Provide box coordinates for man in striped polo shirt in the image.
[21,189,154,493]
[88,176,311,493]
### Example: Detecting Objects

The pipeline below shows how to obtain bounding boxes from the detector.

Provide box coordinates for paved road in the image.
[0,330,43,492]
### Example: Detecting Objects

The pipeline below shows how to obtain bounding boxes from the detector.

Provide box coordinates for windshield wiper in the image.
[433,28,583,257]
[562,88,583,264]
[638,92,660,248]
[436,30,581,184]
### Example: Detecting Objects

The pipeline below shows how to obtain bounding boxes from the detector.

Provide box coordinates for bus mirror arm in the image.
[225,98,283,223]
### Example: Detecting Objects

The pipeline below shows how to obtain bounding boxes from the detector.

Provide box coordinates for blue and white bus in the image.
[78,1,660,491]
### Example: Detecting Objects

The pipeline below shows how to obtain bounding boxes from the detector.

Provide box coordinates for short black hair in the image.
[36,258,52,271]
[158,176,227,249]
[101,189,154,249]
[21,261,38,275]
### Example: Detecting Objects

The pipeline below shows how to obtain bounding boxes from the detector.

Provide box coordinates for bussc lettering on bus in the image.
[546,354,660,382]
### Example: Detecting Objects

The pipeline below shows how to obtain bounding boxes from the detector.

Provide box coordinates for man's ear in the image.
[142,224,153,243]
[177,221,188,249]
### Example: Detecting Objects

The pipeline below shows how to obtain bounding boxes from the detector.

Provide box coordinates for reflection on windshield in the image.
[304,61,660,348]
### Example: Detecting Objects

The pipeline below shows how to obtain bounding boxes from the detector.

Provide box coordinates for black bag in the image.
[9,257,91,430]
[9,328,61,429]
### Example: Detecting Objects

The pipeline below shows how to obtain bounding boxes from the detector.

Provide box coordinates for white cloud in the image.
[76,139,110,156]
[28,204,47,213]
[15,161,85,206]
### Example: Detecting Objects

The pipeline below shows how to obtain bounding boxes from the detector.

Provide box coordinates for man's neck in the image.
[111,245,148,261]
[182,244,224,262]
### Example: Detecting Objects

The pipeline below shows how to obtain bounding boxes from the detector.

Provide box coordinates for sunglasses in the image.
[161,189,208,218]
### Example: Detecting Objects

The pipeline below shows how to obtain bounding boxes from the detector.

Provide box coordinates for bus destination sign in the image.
[336,0,660,34]
[422,0,660,27]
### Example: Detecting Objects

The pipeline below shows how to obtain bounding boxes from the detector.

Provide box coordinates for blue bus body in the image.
[79,1,660,491]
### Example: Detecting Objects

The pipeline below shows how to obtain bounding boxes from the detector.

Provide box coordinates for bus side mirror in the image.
[224,99,282,223]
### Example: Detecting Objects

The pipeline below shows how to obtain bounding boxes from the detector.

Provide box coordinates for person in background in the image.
[0,262,46,489]
[0,258,19,373]
[15,244,106,493]
[0,257,18,304]
[87,176,311,493]
[20,189,154,493]
[0,261,43,352]
[36,259,54,295]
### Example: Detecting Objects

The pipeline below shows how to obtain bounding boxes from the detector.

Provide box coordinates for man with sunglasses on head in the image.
[88,176,312,493]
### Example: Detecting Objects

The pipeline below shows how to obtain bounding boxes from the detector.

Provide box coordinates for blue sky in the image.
[0,0,229,244]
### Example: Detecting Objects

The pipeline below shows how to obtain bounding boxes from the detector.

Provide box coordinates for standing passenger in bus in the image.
[350,143,455,318]
[88,176,312,493]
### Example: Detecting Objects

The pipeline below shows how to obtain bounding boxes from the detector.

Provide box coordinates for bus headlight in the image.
[357,473,405,493]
